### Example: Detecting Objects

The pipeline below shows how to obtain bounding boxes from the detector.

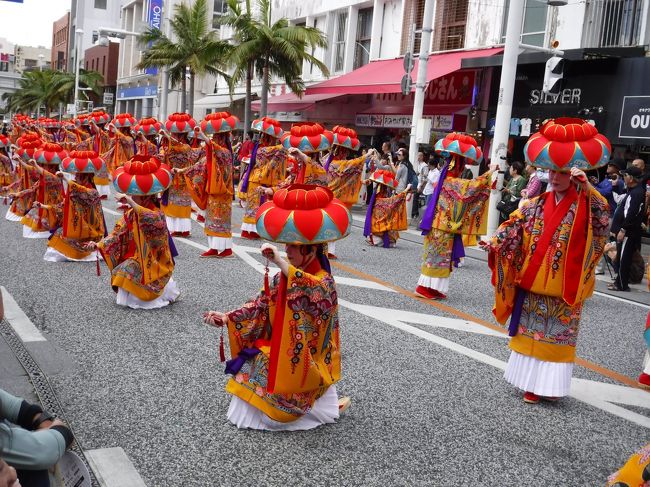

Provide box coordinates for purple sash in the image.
[451,234,465,267]
[363,186,376,237]
[239,140,259,193]
[323,152,335,173]
[419,162,449,235]
[508,288,526,337]
[225,347,261,375]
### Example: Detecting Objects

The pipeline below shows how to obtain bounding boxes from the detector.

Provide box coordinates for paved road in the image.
[1,199,648,486]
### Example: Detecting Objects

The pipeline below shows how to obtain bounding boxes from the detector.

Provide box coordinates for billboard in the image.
[145,0,163,76]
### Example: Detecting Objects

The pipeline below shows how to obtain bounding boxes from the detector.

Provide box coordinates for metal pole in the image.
[158,1,170,120]
[485,0,525,237]
[73,29,83,119]
[408,0,435,219]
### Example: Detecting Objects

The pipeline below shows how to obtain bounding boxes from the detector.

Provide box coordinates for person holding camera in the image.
[498,160,526,223]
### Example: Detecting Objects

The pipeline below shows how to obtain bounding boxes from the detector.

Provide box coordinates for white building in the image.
[14,45,51,74]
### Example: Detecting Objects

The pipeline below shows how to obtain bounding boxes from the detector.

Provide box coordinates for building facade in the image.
[0,37,19,117]
[85,42,120,113]
[52,11,70,71]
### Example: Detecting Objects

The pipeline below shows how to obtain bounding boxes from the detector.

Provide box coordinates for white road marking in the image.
[1,286,46,342]
[85,447,147,487]
[339,298,650,429]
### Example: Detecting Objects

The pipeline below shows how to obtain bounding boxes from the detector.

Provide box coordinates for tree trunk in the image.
[260,57,269,117]
[244,61,252,132]
[181,66,187,113]
[189,70,195,118]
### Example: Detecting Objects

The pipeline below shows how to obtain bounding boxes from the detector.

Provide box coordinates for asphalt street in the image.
[1,199,649,486]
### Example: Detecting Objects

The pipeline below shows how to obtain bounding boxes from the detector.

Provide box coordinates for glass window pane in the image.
[522,3,548,33]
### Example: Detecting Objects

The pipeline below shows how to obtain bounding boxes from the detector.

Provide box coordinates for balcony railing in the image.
[582,0,646,48]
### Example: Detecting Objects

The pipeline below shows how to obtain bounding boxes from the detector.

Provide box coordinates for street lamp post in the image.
[37,54,45,118]
[73,28,84,119]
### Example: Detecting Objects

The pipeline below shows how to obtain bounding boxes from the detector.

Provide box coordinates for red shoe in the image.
[100,195,108,200]
[249,231,260,239]
[197,214,205,223]
[241,230,250,239]
[200,249,220,258]
[415,285,437,299]
[180,231,191,237]
[217,248,233,258]
[171,231,182,237]
[638,372,650,389]
[327,253,338,260]
[523,391,540,404]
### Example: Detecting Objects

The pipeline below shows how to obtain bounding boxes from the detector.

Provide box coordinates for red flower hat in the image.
[112,113,137,129]
[281,122,333,153]
[434,132,482,163]
[370,169,398,190]
[34,142,68,165]
[165,112,197,134]
[0,135,9,150]
[112,154,172,195]
[251,117,283,138]
[61,150,105,174]
[256,184,352,244]
[90,109,111,125]
[16,132,43,160]
[135,117,162,136]
[524,117,611,172]
[201,111,239,134]
[332,125,361,151]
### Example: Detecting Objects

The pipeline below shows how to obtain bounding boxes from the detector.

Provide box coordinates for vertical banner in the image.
[145,0,163,76]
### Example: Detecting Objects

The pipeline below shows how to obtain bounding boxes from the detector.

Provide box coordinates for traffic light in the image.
[543,57,565,95]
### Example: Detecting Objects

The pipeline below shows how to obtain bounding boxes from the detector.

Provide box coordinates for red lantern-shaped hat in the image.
[135,117,162,136]
[75,114,91,127]
[34,142,67,165]
[332,125,361,151]
[61,150,105,174]
[434,132,482,164]
[370,169,398,190]
[281,122,333,154]
[90,109,111,125]
[112,154,172,195]
[251,117,283,138]
[39,118,61,129]
[256,184,351,244]
[201,111,239,134]
[16,132,43,160]
[165,112,196,134]
[524,117,611,172]
[0,135,9,150]
[112,113,137,129]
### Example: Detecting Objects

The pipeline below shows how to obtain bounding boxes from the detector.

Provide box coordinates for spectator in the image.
[238,131,255,160]
[606,162,626,213]
[389,133,404,154]
[520,163,542,200]
[376,152,396,173]
[0,388,73,487]
[394,148,413,193]
[421,158,440,207]
[609,166,646,292]
[381,141,395,164]
[498,160,526,223]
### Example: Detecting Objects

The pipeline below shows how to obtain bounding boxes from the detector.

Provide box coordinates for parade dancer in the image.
[324,125,367,259]
[238,117,286,239]
[363,169,409,248]
[203,184,352,430]
[484,118,610,404]
[181,112,239,258]
[0,134,15,187]
[415,133,493,300]
[88,155,180,309]
[280,122,332,187]
[19,142,67,238]
[104,113,136,175]
[75,110,112,198]
[44,151,106,262]
[134,117,161,156]
[3,132,42,221]
[159,112,203,237]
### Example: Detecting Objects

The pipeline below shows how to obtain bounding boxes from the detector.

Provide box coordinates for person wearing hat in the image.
[609,164,646,292]
[363,169,409,248]
[103,114,137,175]
[203,184,351,430]
[280,123,331,187]
[44,151,106,262]
[238,117,286,239]
[0,135,15,188]
[177,112,239,258]
[3,132,44,221]
[86,155,180,309]
[75,111,112,198]
[415,133,494,300]
[484,118,611,404]
[158,113,204,237]
[19,142,67,238]
[134,117,161,156]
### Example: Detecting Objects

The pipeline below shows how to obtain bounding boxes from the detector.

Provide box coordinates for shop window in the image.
[333,11,348,73]
[433,0,469,51]
[501,0,548,47]
[310,17,326,75]
[354,8,373,69]
[212,0,228,29]
[401,0,426,54]
[94,0,107,10]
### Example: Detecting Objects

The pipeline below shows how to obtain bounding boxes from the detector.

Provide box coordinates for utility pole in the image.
[73,28,84,119]
[485,0,526,237]
[158,1,170,120]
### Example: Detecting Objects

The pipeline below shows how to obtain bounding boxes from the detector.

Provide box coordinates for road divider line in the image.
[1,286,46,342]
[85,447,147,487]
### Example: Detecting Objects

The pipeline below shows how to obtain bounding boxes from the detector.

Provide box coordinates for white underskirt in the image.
[166,216,191,233]
[44,247,99,262]
[207,236,232,251]
[96,184,110,197]
[643,351,650,375]
[5,208,21,221]
[328,242,336,255]
[226,385,339,431]
[116,278,180,309]
[23,225,51,239]
[241,222,256,232]
[504,350,573,397]
[417,274,450,294]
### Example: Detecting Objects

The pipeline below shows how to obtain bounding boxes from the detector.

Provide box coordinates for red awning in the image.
[359,104,469,116]
[305,47,503,95]
[251,92,343,112]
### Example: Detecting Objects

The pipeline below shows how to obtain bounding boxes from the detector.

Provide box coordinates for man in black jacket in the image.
[610,166,646,291]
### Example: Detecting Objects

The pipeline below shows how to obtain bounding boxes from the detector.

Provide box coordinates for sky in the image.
[0,0,71,48]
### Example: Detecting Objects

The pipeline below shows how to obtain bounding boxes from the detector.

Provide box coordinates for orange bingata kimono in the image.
[76,130,111,186]
[367,185,408,247]
[225,260,340,423]
[327,154,367,209]
[104,131,135,175]
[48,179,106,260]
[0,152,15,186]
[20,165,64,232]
[98,202,175,302]
[241,145,286,226]
[185,141,233,239]
[159,139,204,219]
[3,161,39,217]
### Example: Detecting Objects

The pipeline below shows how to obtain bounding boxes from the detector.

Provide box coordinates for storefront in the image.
[115,84,158,119]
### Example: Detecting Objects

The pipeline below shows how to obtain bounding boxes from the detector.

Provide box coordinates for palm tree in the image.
[137,0,232,117]
[225,0,330,119]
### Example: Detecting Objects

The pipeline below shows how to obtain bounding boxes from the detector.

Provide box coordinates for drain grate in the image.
[1,320,100,487]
